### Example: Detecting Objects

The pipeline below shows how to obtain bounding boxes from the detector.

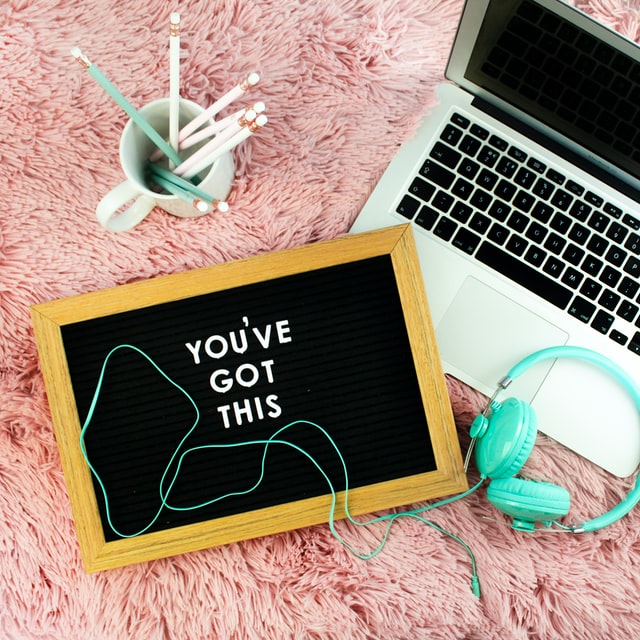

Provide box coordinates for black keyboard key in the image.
[599,289,621,311]
[628,332,640,355]
[459,134,482,156]
[532,178,555,200]
[547,168,566,184]
[600,265,622,288]
[569,200,592,222]
[610,330,628,345]
[397,194,420,219]
[513,190,536,213]
[470,189,493,211]
[568,296,596,323]
[415,206,439,230]
[451,177,474,200]
[451,113,470,129]
[506,234,528,256]
[587,211,609,232]
[488,223,510,245]
[525,246,546,267]
[625,232,640,254]
[440,125,463,146]
[476,168,499,190]
[623,213,640,230]
[489,134,508,151]
[551,189,574,210]
[408,177,436,203]
[618,300,639,322]
[430,142,461,169]
[509,146,528,162]
[544,232,567,254]
[433,216,457,240]
[591,309,615,334]
[619,276,640,299]
[450,202,473,223]
[550,212,572,234]
[452,228,481,254]
[568,223,590,245]
[543,256,565,278]
[458,158,480,180]
[606,246,627,267]
[476,242,572,309]
[494,179,517,202]
[515,167,536,188]
[586,192,604,208]
[526,221,548,243]
[582,255,603,277]
[606,221,628,243]
[496,156,518,178]
[580,278,602,300]
[586,234,608,256]
[603,201,621,217]
[470,124,490,140]
[531,201,554,223]
[469,212,491,234]
[561,267,583,288]
[477,146,500,167]
[432,190,455,213]
[562,244,585,266]
[565,180,585,196]
[527,158,546,173]
[507,211,529,233]
[420,159,455,188]
[624,255,640,278]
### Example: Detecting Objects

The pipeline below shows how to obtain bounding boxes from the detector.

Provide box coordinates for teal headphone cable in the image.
[80,344,484,596]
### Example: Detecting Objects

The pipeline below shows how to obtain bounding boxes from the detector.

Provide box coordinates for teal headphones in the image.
[467,346,640,533]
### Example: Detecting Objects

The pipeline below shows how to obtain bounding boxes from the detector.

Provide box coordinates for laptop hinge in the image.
[472,96,640,206]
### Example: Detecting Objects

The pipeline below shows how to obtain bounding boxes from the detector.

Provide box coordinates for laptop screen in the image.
[460,0,640,184]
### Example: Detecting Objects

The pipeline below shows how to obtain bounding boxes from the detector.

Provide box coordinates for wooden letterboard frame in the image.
[30,225,466,572]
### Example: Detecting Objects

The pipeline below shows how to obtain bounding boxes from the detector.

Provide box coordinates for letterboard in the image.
[31,225,467,571]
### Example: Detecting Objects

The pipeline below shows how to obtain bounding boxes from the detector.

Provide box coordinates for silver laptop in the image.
[351,0,640,477]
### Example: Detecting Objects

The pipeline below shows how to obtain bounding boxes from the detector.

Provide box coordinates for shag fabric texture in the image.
[2,0,640,638]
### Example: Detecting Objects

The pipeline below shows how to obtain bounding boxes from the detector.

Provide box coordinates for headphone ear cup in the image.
[475,397,537,479]
[487,477,571,531]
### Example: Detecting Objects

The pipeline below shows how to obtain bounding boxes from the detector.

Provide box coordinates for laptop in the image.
[351,0,640,477]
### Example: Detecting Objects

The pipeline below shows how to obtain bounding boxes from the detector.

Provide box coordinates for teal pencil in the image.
[148,163,230,212]
[71,47,182,167]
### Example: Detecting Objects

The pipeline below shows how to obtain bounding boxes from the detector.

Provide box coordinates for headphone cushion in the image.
[475,397,538,478]
[487,477,571,522]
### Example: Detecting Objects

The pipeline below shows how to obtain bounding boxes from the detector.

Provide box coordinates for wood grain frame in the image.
[30,225,466,572]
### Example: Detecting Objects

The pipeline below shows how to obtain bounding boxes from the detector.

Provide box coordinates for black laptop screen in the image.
[465,0,640,182]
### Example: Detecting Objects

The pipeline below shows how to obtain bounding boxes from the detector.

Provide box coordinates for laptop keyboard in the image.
[396,111,640,355]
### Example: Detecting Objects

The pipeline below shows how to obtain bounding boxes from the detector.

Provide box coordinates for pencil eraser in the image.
[255,114,268,126]
[247,72,260,86]
[170,12,180,24]
[253,101,266,113]
[217,201,230,213]
[70,46,82,58]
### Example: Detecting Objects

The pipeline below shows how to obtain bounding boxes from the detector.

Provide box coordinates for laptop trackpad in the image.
[436,276,569,401]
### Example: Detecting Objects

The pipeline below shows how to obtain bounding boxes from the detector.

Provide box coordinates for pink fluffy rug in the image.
[3,0,640,637]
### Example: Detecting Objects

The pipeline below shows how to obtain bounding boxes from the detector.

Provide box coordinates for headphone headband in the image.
[479,346,640,533]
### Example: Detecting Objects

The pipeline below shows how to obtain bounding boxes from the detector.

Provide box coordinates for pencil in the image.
[147,163,230,211]
[180,114,267,180]
[169,12,181,168]
[173,109,257,178]
[71,46,182,167]
[178,72,260,142]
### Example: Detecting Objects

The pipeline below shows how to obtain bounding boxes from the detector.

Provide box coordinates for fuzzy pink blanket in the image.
[3,0,640,637]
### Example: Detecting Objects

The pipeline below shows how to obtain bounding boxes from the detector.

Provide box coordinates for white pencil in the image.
[178,72,260,142]
[179,102,266,150]
[169,12,181,167]
[173,109,257,178]
[180,114,267,180]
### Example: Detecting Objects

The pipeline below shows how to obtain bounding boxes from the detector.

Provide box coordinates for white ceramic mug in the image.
[96,98,235,232]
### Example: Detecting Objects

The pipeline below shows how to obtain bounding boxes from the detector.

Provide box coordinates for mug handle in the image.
[96,181,156,232]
